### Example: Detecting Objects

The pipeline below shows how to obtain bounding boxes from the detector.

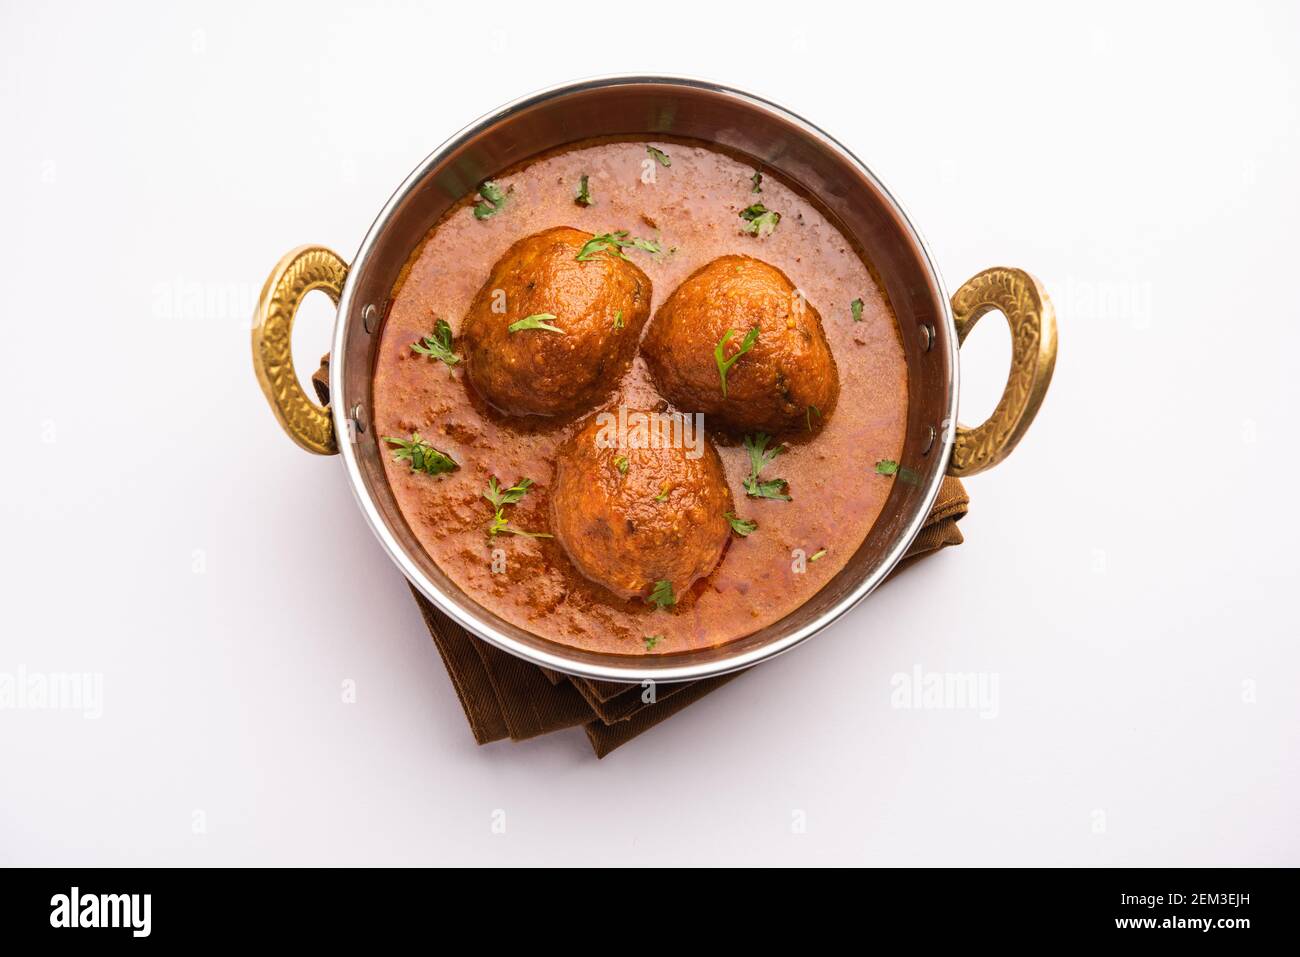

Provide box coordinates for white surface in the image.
[2,0,1297,867]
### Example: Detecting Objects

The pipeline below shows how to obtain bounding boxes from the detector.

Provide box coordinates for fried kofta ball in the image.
[461,226,651,418]
[550,409,733,603]
[642,255,839,435]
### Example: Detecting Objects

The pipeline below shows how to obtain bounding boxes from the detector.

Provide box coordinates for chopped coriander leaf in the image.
[575,173,594,207]
[483,476,552,538]
[488,510,553,538]
[472,180,509,219]
[875,459,899,476]
[575,230,662,262]
[654,483,671,502]
[644,634,663,651]
[744,432,783,473]
[809,548,827,562]
[742,432,791,501]
[806,405,820,432]
[645,579,676,609]
[850,298,864,322]
[613,309,624,329]
[725,512,757,536]
[626,237,662,255]
[739,203,781,237]
[484,476,534,509]
[746,476,790,501]
[410,318,459,366]
[646,145,671,167]
[751,170,763,193]
[714,326,760,398]
[576,232,626,262]
[383,434,458,476]
[614,455,629,474]
[508,313,564,334]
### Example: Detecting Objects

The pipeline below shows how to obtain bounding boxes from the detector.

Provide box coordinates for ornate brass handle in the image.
[947,267,1057,477]
[250,246,349,455]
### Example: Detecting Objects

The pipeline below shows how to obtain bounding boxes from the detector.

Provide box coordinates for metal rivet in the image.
[350,402,366,434]
[362,304,378,334]
[920,323,935,352]
[921,424,936,455]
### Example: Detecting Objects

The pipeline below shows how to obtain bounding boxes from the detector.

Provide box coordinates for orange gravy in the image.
[373,138,908,656]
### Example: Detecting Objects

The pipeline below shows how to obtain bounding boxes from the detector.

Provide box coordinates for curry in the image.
[372,137,908,655]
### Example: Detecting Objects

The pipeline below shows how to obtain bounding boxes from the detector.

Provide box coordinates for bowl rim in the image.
[330,73,959,683]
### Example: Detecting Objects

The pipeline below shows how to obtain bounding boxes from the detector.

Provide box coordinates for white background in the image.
[2,0,1297,866]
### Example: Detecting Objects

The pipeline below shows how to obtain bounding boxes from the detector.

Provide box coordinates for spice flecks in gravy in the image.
[373,139,907,656]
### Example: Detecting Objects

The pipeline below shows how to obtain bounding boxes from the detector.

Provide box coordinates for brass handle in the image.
[947,267,1057,477]
[250,245,349,455]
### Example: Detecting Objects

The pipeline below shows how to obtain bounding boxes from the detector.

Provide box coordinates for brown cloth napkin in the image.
[313,359,967,757]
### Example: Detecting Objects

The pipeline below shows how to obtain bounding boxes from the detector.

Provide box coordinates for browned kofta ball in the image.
[461,226,651,418]
[550,409,733,603]
[642,255,839,435]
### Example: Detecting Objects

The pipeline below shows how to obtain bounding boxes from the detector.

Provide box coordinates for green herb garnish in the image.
[575,173,593,207]
[809,548,827,562]
[875,459,899,475]
[483,476,552,538]
[714,327,760,398]
[575,230,662,262]
[742,432,791,501]
[751,170,763,193]
[383,434,458,477]
[614,455,629,474]
[654,483,671,502]
[485,476,533,508]
[488,512,553,537]
[725,513,757,536]
[646,145,671,167]
[411,318,459,366]
[488,512,552,537]
[646,579,676,609]
[739,203,781,237]
[850,298,864,322]
[806,405,820,432]
[644,634,663,650]
[472,180,509,219]
[508,313,564,334]
[613,309,624,329]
